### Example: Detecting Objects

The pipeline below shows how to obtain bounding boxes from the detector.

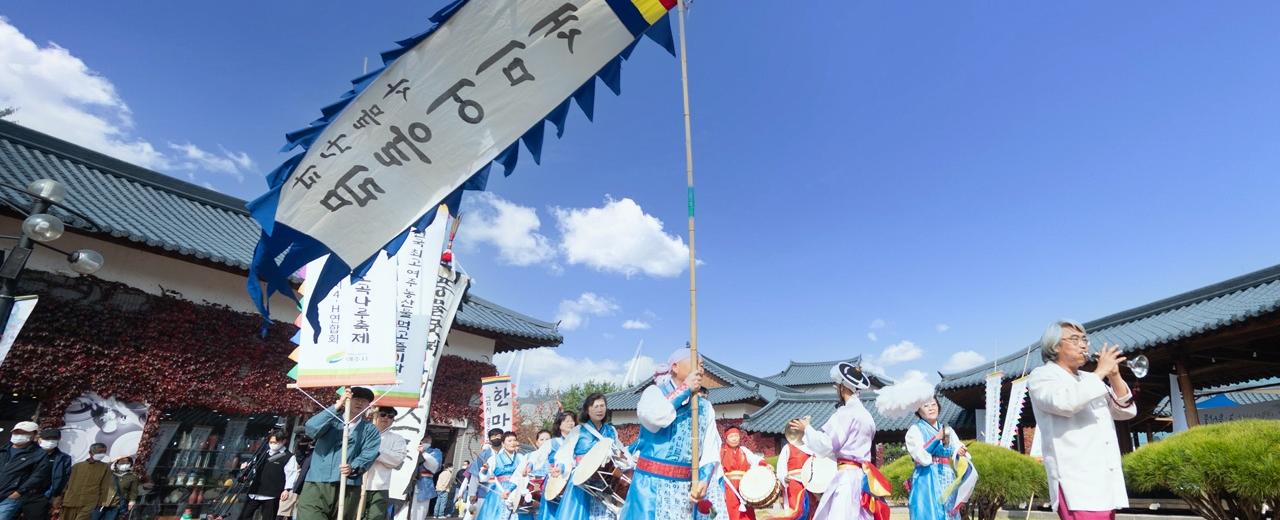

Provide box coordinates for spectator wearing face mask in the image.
[97,457,139,520]
[240,429,298,520]
[60,443,112,520]
[22,428,72,520]
[0,421,52,520]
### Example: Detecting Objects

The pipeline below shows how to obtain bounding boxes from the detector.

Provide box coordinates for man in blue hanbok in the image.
[619,347,722,520]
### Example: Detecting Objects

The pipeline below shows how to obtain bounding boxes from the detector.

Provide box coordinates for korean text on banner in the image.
[0,296,36,366]
[376,215,449,407]
[295,253,398,387]
[481,375,516,433]
[998,376,1029,449]
[267,0,674,269]
[983,372,1003,445]
[387,267,470,502]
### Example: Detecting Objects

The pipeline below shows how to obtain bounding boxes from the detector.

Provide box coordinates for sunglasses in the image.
[377,411,396,418]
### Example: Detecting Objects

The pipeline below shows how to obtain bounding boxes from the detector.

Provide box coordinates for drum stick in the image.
[724,477,748,512]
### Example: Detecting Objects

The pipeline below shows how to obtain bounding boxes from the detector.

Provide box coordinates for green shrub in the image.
[765,455,778,468]
[880,441,1047,520]
[1124,419,1280,520]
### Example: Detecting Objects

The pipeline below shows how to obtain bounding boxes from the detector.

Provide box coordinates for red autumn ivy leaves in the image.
[0,275,495,463]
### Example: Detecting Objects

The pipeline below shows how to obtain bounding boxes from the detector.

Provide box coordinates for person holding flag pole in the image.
[297,387,382,520]
[618,347,720,520]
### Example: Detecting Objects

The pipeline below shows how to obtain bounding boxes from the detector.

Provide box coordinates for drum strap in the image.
[635,456,692,481]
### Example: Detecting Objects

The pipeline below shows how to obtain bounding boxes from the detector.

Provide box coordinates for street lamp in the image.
[0,178,104,337]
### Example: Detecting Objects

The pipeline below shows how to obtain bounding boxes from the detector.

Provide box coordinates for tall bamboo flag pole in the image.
[337,396,352,520]
[675,0,702,498]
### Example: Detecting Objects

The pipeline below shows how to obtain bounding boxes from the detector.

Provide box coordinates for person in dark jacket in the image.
[278,434,313,520]
[240,429,298,520]
[21,428,71,520]
[0,421,51,520]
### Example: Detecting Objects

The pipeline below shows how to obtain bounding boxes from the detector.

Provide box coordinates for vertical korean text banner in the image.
[481,375,516,433]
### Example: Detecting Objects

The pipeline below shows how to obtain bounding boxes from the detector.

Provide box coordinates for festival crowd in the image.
[2,320,1135,520]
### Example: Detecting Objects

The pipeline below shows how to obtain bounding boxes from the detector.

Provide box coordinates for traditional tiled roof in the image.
[0,121,562,348]
[765,356,894,389]
[607,355,794,411]
[0,120,259,269]
[1151,377,1280,416]
[739,391,973,435]
[454,294,562,351]
[938,263,1280,390]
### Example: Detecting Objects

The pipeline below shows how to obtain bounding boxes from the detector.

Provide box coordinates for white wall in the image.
[4,217,298,320]
[447,329,498,363]
[713,403,761,420]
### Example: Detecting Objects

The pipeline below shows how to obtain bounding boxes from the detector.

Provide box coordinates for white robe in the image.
[801,398,876,520]
[1027,362,1136,512]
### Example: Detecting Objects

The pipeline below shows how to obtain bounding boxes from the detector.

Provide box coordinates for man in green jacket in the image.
[297,387,381,520]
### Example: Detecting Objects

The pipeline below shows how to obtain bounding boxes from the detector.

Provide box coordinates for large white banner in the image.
[983,372,1003,445]
[377,214,450,407]
[274,0,654,267]
[388,265,470,502]
[482,375,517,433]
[296,252,398,387]
[0,296,37,367]
[998,376,1029,449]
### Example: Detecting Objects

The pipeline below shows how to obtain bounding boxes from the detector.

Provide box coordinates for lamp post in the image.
[0,178,104,338]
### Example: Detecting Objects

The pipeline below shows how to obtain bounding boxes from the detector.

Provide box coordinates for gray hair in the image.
[1040,319,1086,362]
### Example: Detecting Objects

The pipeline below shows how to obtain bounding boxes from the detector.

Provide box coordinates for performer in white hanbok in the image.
[1028,320,1136,520]
[619,347,722,520]
[789,362,890,520]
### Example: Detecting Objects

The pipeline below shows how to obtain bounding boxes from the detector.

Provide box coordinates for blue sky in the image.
[4,1,1279,392]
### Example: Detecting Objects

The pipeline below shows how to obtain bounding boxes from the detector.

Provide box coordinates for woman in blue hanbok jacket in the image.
[538,412,577,520]
[553,394,620,520]
[476,432,533,520]
[904,397,967,520]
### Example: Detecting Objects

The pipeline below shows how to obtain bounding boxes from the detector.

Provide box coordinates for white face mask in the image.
[10,434,32,445]
[116,464,132,472]
[93,453,109,462]
[39,440,59,450]
[269,443,284,452]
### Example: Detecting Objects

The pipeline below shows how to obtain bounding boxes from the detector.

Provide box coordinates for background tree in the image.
[0,107,16,120]
[1124,419,1280,520]
[556,380,623,424]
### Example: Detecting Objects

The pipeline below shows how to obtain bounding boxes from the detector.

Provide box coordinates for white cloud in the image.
[556,292,618,330]
[554,197,691,278]
[496,348,658,392]
[866,332,878,342]
[869,318,887,329]
[936,323,951,333]
[0,17,253,183]
[900,369,930,382]
[877,340,923,365]
[169,142,255,182]
[622,320,651,330]
[464,192,556,266]
[942,350,988,373]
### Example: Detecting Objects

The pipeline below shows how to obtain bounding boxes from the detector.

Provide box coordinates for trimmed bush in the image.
[1124,419,1280,520]
[881,441,1047,520]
